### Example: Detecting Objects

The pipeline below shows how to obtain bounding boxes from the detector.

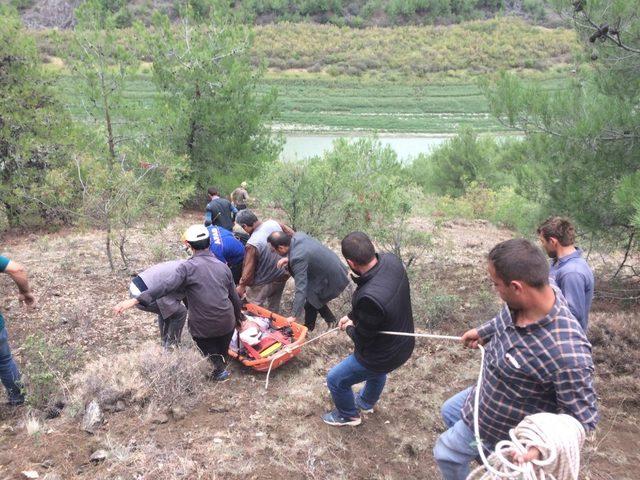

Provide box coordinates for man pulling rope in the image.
[434,239,598,480]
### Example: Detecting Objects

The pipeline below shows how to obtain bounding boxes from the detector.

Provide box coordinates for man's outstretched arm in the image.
[3,259,36,307]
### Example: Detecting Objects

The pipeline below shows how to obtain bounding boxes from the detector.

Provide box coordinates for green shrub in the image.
[410,128,512,197]
[490,186,543,233]
[426,294,461,330]
[22,334,78,409]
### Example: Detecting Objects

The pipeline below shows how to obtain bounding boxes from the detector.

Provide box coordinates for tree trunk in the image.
[106,220,115,271]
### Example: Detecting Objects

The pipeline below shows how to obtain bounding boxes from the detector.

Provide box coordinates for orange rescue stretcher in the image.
[228,303,308,372]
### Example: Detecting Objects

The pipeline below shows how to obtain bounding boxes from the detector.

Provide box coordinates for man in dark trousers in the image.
[323,231,414,426]
[114,225,244,382]
[204,187,236,231]
[267,231,349,331]
[128,260,187,347]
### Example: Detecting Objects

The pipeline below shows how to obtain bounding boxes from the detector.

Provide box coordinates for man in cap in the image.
[114,225,244,381]
[231,181,250,211]
[128,260,187,347]
[267,230,348,331]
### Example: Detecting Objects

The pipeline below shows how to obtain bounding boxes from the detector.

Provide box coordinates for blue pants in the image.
[0,327,24,405]
[326,354,386,418]
[433,387,483,480]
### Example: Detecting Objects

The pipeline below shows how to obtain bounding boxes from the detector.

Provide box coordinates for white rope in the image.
[264,326,341,390]
[467,412,585,480]
[378,331,462,341]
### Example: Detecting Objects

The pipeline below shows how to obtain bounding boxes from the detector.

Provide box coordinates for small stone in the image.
[114,400,126,412]
[170,406,186,421]
[89,449,108,463]
[152,413,169,425]
[43,474,62,480]
[21,472,39,479]
[255,432,265,437]
[82,400,103,434]
[41,459,54,469]
[213,438,223,444]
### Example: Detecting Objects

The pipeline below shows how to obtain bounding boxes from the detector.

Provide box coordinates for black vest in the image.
[350,253,414,373]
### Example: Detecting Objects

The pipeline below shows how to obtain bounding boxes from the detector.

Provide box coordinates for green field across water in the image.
[58,75,568,134]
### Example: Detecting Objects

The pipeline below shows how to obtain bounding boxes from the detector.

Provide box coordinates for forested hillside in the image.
[15,0,551,29]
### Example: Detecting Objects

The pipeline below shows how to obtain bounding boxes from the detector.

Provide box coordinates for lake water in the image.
[281,133,453,164]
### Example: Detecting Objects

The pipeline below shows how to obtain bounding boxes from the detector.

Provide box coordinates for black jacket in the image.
[346,253,414,373]
[206,197,235,231]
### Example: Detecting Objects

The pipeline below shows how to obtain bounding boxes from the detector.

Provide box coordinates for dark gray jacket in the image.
[137,260,186,319]
[137,250,242,338]
[289,232,349,317]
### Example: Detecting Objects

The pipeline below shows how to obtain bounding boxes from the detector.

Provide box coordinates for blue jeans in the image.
[0,327,24,404]
[326,354,386,418]
[433,387,479,480]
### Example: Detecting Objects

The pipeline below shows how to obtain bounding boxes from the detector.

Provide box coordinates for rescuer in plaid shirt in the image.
[433,239,599,480]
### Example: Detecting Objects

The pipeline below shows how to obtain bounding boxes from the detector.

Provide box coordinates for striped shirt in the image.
[461,286,599,448]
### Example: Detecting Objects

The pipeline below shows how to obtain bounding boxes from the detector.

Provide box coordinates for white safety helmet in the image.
[183,224,210,250]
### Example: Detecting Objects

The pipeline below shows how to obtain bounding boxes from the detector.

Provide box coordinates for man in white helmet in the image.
[114,225,244,381]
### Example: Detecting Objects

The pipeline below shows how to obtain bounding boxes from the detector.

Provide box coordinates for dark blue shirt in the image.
[549,248,594,332]
[0,255,10,331]
[207,226,245,266]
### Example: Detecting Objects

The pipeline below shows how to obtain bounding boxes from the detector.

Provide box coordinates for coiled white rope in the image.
[467,412,585,480]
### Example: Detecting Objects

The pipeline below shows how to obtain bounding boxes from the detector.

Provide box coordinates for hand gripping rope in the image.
[265,328,585,480]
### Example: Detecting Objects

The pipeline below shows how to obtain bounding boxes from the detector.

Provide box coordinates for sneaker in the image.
[354,395,374,414]
[207,370,230,382]
[321,410,361,427]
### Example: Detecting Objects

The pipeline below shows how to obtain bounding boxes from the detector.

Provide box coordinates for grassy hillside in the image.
[253,19,577,78]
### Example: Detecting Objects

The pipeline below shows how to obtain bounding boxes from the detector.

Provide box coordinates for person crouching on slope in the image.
[114,225,245,382]
[322,231,415,426]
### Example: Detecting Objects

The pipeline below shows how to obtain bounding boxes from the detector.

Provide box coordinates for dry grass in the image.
[589,311,640,408]
[70,342,210,413]
[24,412,45,436]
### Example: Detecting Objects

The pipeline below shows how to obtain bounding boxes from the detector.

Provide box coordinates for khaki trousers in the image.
[246,279,287,314]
